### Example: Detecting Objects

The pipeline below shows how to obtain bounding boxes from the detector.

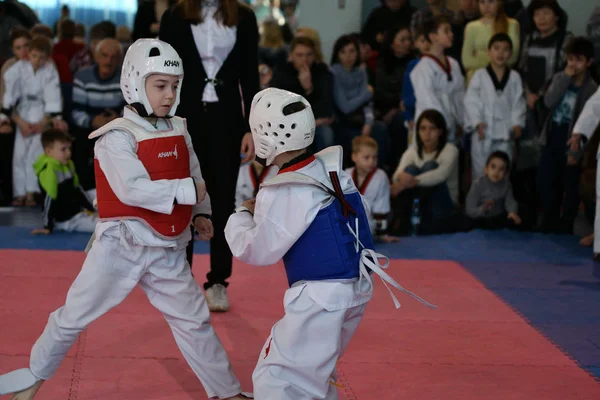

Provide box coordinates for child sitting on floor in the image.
[466,150,522,229]
[31,128,97,235]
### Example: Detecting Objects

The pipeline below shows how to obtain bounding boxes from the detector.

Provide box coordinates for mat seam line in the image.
[68,330,86,400]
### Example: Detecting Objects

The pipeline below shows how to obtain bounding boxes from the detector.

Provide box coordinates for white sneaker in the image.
[205,284,230,312]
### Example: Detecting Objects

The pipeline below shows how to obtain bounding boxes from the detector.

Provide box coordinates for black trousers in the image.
[185,102,243,290]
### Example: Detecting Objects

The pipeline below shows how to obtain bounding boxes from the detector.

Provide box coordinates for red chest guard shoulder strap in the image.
[93,117,193,239]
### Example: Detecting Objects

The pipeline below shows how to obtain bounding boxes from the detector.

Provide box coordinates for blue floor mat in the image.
[1,226,598,379]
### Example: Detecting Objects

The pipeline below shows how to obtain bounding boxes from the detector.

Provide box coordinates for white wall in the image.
[297,0,363,64]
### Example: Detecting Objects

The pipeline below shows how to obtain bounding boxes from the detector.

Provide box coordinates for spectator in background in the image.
[259,18,287,69]
[461,0,520,84]
[402,28,431,142]
[536,37,597,234]
[295,26,324,63]
[53,19,84,63]
[0,27,30,101]
[411,0,461,62]
[390,109,462,235]
[0,27,30,205]
[374,24,415,168]
[513,0,570,229]
[519,0,570,115]
[347,33,377,85]
[464,33,525,181]
[411,16,465,145]
[71,38,124,191]
[271,36,334,151]
[31,23,72,84]
[346,136,395,241]
[74,23,85,45]
[132,0,175,41]
[362,0,416,53]
[1,35,64,207]
[70,21,116,75]
[466,150,521,229]
[53,4,69,37]
[330,34,389,168]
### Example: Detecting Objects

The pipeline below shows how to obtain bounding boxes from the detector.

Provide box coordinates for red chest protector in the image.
[91,117,192,238]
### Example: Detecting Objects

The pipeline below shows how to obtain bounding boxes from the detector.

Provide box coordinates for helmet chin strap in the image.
[255,156,268,166]
[131,102,174,119]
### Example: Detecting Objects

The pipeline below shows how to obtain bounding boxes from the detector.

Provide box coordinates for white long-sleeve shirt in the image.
[191,2,237,102]
[93,107,210,248]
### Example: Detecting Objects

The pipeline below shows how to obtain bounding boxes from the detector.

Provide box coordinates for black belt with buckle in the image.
[204,77,224,87]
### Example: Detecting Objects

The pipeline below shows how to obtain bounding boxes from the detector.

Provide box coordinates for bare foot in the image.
[580,234,594,247]
[10,380,43,400]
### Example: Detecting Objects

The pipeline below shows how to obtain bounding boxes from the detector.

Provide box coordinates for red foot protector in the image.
[0,368,38,395]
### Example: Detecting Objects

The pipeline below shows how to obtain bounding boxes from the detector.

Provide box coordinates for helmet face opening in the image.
[120,39,184,117]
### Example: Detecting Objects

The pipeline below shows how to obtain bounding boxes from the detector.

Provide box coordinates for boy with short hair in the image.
[345,135,396,242]
[225,87,433,399]
[466,150,521,229]
[0,35,65,207]
[464,33,526,180]
[537,36,598,234]
[31,128,97,235]
[410,15,465,144]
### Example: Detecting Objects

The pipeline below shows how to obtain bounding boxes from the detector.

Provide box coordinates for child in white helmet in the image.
[0,39,251,400]
[225,87,435,399]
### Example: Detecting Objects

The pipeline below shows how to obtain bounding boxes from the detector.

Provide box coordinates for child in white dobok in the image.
[0,39,251,400]
[225,88,435,399]
[464,33,526,180]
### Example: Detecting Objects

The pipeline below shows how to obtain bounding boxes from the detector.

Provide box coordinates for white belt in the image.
[347,221,437,310]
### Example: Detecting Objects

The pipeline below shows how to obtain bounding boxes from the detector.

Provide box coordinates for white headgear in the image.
[249,88,315,166]
[120,39,183,117]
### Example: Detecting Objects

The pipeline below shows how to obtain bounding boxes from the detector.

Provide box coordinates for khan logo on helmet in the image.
[164,60,180,67]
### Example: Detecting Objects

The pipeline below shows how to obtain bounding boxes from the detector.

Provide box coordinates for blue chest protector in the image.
[282,187,375,287]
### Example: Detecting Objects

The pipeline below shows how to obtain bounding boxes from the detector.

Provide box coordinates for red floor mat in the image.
[1,250,599,399]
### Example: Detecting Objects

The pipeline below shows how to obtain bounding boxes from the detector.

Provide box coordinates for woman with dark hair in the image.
[374,24,415,169]
[160,0,259,312]
[390,109,464,235]
[330,34,388,167]
[361,0,416,52]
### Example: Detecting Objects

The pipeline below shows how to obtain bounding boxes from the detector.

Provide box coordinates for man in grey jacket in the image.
[537,37,598,234]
